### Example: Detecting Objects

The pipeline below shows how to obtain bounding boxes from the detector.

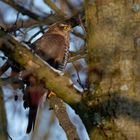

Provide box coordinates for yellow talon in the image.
[47,91,56,98]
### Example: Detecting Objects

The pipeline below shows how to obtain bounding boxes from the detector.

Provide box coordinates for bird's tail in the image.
[26,107,37,133]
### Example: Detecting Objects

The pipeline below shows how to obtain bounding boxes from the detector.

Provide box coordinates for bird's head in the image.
[58,23,72,32]
[48,23,72,35]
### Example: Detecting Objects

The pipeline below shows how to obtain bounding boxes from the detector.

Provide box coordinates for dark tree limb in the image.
[0,60,10,76]
[1,0,84,28]
[1,0,43,20]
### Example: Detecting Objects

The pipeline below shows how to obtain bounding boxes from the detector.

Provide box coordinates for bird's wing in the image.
[34,33,69,70]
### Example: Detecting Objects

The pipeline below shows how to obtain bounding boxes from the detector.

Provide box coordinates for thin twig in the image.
[7,131,13,140]
[78,14,86,34]
[43,0,66,17]
[27,26,48,43]
[69,54,86,62]
[0,59,10,76]
[72,62,84,90]
[72,30,85,39]
[1,0,43,20]
[69,47,87,62]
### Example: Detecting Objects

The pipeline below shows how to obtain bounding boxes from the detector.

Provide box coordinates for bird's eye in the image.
[63,25,71,31]
[59,24,71,31]
[63,26,68,30]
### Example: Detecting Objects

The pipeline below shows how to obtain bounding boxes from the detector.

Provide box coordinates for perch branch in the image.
[0,35,82,105]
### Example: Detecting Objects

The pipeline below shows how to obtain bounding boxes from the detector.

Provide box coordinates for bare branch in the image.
[49,95,80,140]
[69,47,87,62]
[72,30,85,39]
[0,59,10,76]
[43,0,66,17]
[1,0,43,20]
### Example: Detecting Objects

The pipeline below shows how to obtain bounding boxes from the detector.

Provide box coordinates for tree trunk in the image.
[85,0,140,140]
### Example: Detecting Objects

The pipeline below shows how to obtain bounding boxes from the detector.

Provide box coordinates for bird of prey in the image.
[23,23,71,133]
[34,23,71,73]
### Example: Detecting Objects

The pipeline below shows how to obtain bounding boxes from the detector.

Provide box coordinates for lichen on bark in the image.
[85,0,140,139]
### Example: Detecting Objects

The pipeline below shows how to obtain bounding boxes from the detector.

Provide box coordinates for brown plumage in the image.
[23,74,46,133]
[23,23,71,133]
[34,23,71,71]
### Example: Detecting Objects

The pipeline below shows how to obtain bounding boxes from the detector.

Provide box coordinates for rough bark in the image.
[85,0,140,139]
[49,95,80,140]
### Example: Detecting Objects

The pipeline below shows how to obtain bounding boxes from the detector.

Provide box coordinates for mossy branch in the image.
[0,35,81,105]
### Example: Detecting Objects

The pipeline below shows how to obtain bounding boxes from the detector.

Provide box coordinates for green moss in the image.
[90,128,106,140]
[121,21,138,37]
